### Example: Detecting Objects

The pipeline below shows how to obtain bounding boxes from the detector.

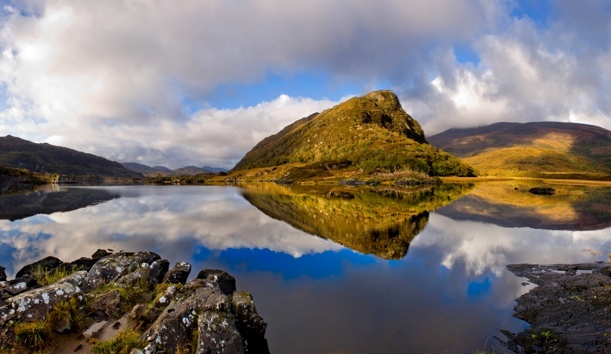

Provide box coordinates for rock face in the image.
[504,262,611,353]
[0,251,268,353]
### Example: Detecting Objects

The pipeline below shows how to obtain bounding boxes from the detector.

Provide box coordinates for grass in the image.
[92,329,143,354]
[32,264,82,287]
[14,321,51,350]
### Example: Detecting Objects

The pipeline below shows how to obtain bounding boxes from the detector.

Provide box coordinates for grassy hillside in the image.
[428,122,611,179]
[233,90,474,180]
[0,135,142,178]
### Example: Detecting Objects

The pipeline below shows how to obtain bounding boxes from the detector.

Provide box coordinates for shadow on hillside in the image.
[242,183,473,259]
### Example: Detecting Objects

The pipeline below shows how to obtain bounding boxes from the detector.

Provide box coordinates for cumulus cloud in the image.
[0,0,503,167]
[0,0,608,165]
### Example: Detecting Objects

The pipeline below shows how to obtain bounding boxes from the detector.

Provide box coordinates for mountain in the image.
[232,90,474,180]
[0,136,141,178]
[121,163,228,176]
[428,122,611,179]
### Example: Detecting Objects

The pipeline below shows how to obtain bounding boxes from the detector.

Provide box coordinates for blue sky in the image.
[0,0,609,169]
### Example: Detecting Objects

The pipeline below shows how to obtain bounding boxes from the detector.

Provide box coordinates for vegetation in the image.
[429,121,611,180]
[92,329,144,354]
[32,263,82,287]
[14,321,50,350]
[231,90,475,181]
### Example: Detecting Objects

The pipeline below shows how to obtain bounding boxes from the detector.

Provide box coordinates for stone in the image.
[232,291,269,353]
[148,259,170,285]
[0,266,6,282]
[92,249,112,258]
[163,262,191,285]
[90,289,121,318]
[15,256,63,278]
[86,252,161,287]
[195,311,244,353]
[197,269,236,295]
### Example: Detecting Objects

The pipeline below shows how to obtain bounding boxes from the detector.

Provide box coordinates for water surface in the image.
[1,183,610,353]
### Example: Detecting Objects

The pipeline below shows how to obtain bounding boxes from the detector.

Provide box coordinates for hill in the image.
[428,122,611,179]
[0,135,142,178]
[121,163,228,176]
[231,90,474,181]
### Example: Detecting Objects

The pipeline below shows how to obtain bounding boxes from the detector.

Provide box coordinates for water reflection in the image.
[242,183,472,259]
[437,181,611,230]
[0,185,119,221]
[0,185,610,353]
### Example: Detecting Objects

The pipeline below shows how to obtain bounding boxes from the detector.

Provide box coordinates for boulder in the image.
[163,262,191,284]
[197,269,236,295]
[15,256,63,278]
[0,266,6,282]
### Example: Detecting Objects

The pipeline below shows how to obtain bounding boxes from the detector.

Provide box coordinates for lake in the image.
[1,182,610,353]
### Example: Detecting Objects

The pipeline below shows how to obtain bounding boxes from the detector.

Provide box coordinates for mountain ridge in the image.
[428,121,611,179]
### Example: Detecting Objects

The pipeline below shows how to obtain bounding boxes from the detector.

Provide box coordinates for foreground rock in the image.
[503,262,611,353]
[0,250,268,353]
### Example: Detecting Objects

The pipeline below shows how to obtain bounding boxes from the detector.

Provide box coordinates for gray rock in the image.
[86,252,161,288]
[148,259,170,285]
[197,269,236,295]
[163,261,191,284]
[0,266,6,282]
[195,310,244,353]
[90,289,121,318]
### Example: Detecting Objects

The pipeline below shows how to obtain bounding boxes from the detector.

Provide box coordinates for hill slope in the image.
[428,122,611,179]
[233,90,474,178]
[0,136,142,178]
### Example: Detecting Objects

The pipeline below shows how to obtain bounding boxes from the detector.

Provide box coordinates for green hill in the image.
[428,122,611,179]
[232,90,474,179]
[0,135,142,178]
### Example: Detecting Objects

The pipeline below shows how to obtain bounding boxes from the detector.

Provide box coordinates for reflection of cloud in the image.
[415,213,611,278]
[0,186,342,276]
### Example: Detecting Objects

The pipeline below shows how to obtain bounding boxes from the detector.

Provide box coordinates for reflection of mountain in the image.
[436,181,611,231]
[0,186,120,221]
[242,183,472,259]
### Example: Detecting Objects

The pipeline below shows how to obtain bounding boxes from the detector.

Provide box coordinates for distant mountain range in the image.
[429,122,611,179]
[0,135,141,178]
[121,162,227,176]
[229,90,474,182]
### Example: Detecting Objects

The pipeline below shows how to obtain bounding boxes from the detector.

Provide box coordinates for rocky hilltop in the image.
[0,135,142,179]
[429,122,611,180]
[231,90,474,181]
[0,250,268,353]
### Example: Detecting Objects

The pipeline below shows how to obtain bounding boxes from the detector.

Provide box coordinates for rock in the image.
[86,252,161,289]
[232,291,269,352]
[504,262,611,353]
[92,249,112,258]
[90,289,121,318]
[197,269,236,295]
[4,276,39,296]
[67,257,100,272]
[163,262,191,284]
[529,187,556,195]
[195,311,244,353]
[148,259,170,285]
[15,256,63,278]
[0,266,6,282]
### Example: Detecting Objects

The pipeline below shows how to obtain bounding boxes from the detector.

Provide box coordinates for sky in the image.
[0,0,609,169]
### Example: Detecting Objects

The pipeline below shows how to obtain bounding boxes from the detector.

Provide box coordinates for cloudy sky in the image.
[0,0,609,169]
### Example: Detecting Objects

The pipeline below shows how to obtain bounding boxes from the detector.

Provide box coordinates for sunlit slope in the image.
[233,90,474,178]
[429,122,611,179]
[242,183,473,259]
[435,181,611,230]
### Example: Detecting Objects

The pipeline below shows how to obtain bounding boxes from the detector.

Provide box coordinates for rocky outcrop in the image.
[0,251,268,353]
[503,262,611,353]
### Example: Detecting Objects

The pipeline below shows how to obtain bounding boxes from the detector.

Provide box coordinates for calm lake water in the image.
[1,182,610,353]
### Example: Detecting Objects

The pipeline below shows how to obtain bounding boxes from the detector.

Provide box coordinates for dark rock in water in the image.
[163,261,191,284]
[340,179,367,186]
[327,190,355,199]
[529,187,556,195]
[504,262,611,353]
[15,256,63,278]
[91,249,112,258]
[232,291,269,352]
[197,269,236,295]
[0,266,6,282]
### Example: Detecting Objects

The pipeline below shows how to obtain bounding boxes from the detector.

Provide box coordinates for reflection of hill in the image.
[0,186,120,221]
[436,181,611,231]
[242,183,472,259]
